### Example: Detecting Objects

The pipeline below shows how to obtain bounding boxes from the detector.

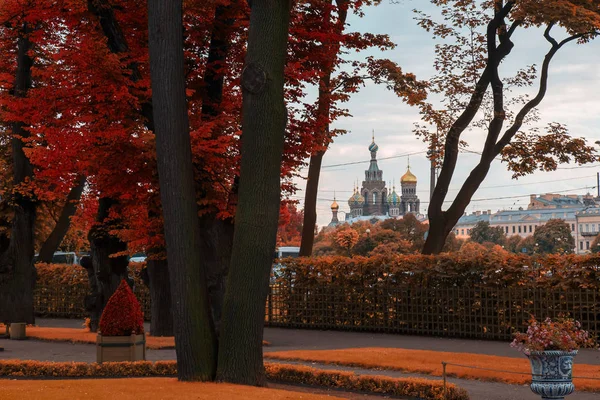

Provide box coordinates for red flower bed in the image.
[99,280,144,336]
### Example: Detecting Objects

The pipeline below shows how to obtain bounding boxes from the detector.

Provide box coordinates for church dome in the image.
[331,199,339,210]
[387,187,400,206]
[347,189,365,206]
[401,167,417,183]
[368,140,379,152]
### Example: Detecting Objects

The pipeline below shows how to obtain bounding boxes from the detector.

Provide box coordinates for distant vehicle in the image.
[273,246,300,260]
[129,253,147,263]
[272,246,300,283]
[33,252,80,265]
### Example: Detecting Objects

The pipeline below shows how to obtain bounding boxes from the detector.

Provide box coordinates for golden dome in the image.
[331,199,339,210]
[401,167,417,183]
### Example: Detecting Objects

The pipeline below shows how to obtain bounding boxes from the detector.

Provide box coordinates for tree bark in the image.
[299,150,325,256]
[87,197,130,327]
[0,24,36,324]
[38,175,86,263]
[148,0,217,381]
[216,0,291,385]
[196,0,238,337]
[146,257,173,336]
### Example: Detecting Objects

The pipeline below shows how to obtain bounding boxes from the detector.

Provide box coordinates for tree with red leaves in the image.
[294,0,428,256]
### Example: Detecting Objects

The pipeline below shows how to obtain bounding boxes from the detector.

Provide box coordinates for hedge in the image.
[275,252,600,289]
[0,360,469,400]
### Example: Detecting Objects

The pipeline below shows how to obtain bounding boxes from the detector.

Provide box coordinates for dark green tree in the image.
[505,234,523,253]
[533,219,574,254]
[469,221,506,246]
[590,234,600,253]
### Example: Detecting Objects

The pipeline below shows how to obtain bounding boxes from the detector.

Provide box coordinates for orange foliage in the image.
[276,252,600,289]
[264,363,468,400]
[0,378,343,400]
[265,348,600,392]
[21,326,269,349]
[0,361,468,400]
[24,327,172,349]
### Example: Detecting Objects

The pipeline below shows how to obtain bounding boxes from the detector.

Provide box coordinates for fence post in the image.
[267,285,273,324]
[442,361,447,399]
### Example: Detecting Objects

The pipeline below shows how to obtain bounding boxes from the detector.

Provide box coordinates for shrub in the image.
[0,361,469,400]
[99,280,144,336]
[276,253,600,290]
[268,364,469,400]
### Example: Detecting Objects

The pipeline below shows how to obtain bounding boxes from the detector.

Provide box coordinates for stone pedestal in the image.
[96,332,146,363]
[9,323,26,340]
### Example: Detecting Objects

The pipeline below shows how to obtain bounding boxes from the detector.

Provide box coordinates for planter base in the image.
[528,351,576,400]
[96,332,146,363]
[9,323,26,340]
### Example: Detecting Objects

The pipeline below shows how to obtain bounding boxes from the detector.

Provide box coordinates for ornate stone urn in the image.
[528,350,577,399]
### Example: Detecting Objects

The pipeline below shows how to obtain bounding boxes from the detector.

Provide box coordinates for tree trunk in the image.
[38,175,86,263]
[87,198,130,327]
[198,213,234,337]
[196,0,237,336]
[299,150,325,256]
[146,258,173,336]
[148,0,217,381]
[298,0,345,257]
[0,24,36,325]
[216,0,291,385]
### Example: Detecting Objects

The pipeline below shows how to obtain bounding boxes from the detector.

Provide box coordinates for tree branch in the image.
[493,30,593,154]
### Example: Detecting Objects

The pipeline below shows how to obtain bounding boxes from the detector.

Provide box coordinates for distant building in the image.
[453,211,492,240]
[453,205,583,251]
[527,193,596,210]
[327,133,422,227]
[490,208,579,238]
[575,207,600,254]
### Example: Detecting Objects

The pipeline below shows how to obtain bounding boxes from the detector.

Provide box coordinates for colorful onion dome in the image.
[387,187,400,205]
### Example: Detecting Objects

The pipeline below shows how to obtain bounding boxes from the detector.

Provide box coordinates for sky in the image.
[289,1,600,229]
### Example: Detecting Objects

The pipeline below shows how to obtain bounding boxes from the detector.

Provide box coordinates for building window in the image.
[461,229,464,235]
[580,241,584,250]
[579,224,582,233]
[456,230,459,235]
[529,225,532,233]
[593,224,597,233]
[512,226,515,234]
[571,224,575,231]
[505,226,508,233]
[586,224,589,232]
[373,192,377,205]
[586,241,590,250]
[467,229,471,234]
[518,226,521,233]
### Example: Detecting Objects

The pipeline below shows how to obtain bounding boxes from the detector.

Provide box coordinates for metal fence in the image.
[34,285,152,321]
[265,285,600,340]
[34,284,600,340]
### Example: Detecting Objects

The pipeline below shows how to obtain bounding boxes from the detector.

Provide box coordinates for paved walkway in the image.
[2,319,600,400]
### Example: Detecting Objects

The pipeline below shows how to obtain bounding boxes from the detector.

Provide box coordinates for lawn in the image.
[8,326,268,349]
[0,378,345,400]
[265,347,600,391]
